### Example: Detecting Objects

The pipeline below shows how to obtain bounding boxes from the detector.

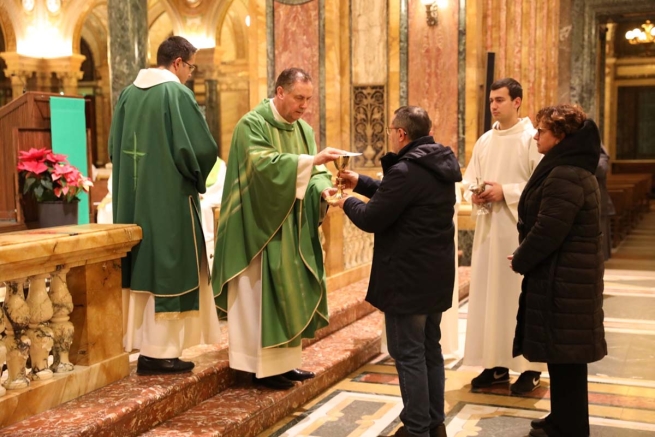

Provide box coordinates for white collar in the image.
[133,68,180,89]
[270,99,293,124]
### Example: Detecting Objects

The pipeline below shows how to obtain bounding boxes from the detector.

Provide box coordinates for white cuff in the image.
[295,154,314,199]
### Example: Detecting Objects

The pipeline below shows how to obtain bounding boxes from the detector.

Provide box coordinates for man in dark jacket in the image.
[334,106,462,437]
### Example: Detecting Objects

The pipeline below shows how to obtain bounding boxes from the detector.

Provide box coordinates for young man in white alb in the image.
[462,78,545,394]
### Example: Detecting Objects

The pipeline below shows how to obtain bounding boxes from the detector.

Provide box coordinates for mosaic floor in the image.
[258,268,655,437]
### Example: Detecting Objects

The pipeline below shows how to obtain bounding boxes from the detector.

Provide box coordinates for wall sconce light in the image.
[421,0,439,27]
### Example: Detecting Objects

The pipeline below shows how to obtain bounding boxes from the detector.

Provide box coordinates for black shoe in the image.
[136,355,195,375]
[253,374,294,390]
[283,368,315,381]
[471,367,509,388]
[531,418,547,429]
[430,423,447,437]
[511,371,541,394]
[394,426,421,437]
[529,422,565,437]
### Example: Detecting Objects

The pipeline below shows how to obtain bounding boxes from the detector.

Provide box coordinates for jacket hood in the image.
[382,136,462,183]
[542,119,601,174]
[519,119,601,208]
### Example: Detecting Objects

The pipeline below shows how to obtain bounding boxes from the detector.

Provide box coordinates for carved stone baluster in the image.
[49,268,74,373]
[2,280,30,390]
[25,274,54,381]
[0,288,6,397]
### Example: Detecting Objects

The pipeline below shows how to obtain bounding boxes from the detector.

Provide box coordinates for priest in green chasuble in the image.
[212,68,344,389]
[110,36,221,375]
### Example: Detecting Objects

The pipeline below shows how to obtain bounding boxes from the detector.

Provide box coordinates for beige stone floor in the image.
[259,205,655,437]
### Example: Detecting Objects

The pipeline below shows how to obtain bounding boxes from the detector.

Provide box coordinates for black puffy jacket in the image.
[512,120,607,364]
[343,136,462,315]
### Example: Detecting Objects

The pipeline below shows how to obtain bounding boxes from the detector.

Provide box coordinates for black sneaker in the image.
[471,367,509,388]
[510,371,541,394]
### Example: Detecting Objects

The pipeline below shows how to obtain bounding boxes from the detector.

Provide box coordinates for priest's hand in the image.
[314,147,346,166]
[338,170,359,190]
[479,181,504,203]
[322,187,338,200]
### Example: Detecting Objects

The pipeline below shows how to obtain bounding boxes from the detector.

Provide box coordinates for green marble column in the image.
[107,0,147,109]
[204,78,221,158]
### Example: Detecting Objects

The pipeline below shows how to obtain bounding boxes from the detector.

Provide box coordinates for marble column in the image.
[10,74,27,97]
[107,0,148,108]
[50,54,86,96]
[205,78,221,157]
[0,52,38,96]
[196,48,223,158]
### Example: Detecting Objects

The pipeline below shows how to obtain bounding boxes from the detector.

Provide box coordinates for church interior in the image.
[1,0,655,435]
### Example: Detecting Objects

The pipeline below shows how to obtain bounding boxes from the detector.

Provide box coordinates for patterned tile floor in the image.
[258,269,655,437]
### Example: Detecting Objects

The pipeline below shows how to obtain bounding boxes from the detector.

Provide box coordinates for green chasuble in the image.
[109,74,218,317]
[212,99,332,348]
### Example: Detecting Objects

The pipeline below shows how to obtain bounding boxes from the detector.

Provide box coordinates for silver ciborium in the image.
[469,177,491,215]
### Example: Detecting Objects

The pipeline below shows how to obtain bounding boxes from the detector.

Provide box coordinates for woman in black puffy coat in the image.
[510,104,607,437]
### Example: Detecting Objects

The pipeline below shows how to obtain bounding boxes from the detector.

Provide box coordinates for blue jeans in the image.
[386,312,445,437]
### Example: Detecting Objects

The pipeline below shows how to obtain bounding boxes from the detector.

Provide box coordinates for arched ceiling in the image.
[0,2,17,51]
[219,0,249,62]
[148,11,174,65]
[79,5,108,68]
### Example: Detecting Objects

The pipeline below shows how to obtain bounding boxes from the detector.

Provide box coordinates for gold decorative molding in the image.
[616,63,655,79]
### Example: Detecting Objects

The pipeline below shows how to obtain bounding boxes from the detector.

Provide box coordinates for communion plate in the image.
[338,152,362,156]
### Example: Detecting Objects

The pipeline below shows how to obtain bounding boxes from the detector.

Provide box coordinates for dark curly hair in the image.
[535,104,587,138]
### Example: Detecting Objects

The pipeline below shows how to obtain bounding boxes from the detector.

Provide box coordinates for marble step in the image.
[0,279,374,437]
[140,311,384,437]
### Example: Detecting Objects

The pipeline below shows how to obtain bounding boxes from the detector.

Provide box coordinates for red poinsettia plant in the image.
[17,147,93,203]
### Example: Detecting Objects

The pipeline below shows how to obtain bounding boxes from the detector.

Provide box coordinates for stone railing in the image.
[321,207,374,291]
[0,224,141,427]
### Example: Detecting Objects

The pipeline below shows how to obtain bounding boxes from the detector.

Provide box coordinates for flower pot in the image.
[36,201,78,228]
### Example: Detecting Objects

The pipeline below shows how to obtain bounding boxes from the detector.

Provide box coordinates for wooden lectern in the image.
[0,92,92,233]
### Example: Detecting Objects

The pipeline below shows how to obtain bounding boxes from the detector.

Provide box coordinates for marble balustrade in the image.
[0,224,141,427]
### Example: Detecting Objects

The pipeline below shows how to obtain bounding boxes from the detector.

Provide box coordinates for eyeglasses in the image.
[386,126,405,135]
[182,60,197,72]
[536,127,548,136]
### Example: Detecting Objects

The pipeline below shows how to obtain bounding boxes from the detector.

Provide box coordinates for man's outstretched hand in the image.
[338,170,359,191]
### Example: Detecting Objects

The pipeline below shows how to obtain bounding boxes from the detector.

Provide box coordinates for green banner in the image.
[49,97,89,225]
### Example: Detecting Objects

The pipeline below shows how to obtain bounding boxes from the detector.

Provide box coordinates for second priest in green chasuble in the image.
[213,98,332,347]
[111,72,216,316]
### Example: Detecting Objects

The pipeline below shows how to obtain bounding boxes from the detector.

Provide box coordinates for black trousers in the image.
[547,363,590,437]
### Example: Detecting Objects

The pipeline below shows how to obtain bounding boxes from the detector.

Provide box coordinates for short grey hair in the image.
[393,106,432,141]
